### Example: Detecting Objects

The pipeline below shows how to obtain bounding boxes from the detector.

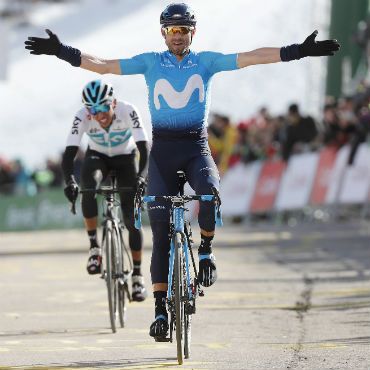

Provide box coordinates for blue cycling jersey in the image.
[119,51,238,131]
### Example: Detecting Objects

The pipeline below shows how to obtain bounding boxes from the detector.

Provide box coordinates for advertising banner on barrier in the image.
[220,161,262,216]
[310,146,338,205]
[325,145,350,204]
[339,143,370,204]
[275,152,318,211]
[0,189,84,231]
[249,159,286,213]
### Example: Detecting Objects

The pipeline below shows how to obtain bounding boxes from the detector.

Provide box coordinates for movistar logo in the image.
[154,74,205,110]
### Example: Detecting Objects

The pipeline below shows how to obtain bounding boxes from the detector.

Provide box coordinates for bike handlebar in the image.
[80,186,134,195]
[69,186,134,215]
[134,187,223,229]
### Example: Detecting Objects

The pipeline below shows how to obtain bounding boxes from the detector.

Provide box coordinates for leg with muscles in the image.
[146,150,178,337]
[148,220,171,337]
[81,154,108,275]
[186,150,219,287]
[116,153,148,301]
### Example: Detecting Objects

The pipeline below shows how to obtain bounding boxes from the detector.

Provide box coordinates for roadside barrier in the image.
[220,143,370,217]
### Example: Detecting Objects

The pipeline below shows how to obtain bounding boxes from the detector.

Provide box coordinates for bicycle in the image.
[134,171,222,365]
[71,172,133,333]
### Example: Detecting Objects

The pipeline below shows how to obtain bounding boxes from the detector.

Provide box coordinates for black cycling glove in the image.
[64,176,79,203]
[24,29,61,56]
[299,30,340,58]
[136,176,147,195]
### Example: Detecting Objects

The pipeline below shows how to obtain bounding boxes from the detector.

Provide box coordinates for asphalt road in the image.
[0,219,369,370]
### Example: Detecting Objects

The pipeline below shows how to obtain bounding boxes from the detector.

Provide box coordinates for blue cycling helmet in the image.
[160,3,196,27]
[82,80,114,108]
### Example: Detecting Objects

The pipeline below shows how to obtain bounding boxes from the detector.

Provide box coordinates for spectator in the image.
[208,113,236,175]
[280,103,318,161]
[0,158,15,194]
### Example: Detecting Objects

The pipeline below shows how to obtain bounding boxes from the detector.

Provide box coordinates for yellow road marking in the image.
[199,301,369,310]
[204,343,231,348]
[274,342,347,350]
[0,362,216,370]
[320,343,346,348]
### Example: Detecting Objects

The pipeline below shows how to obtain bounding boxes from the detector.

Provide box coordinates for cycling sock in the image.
[153,291,167,319]
[88,230,99,248]
[133,260,141,276]
[198,234,213,255]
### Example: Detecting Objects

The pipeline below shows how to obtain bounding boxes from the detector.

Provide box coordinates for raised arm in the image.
[25,29,121,75]
[80,53,121,75]
[237,48,281,68]
[237,31,340,69]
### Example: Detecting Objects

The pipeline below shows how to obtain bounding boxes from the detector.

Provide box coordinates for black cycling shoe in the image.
[198,253,217,287]
[149,315,169,338]
[87,247,102,275]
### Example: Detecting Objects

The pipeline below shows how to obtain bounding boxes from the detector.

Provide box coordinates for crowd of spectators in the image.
[1,82,369,196]
[208,80,370,175]
[0,149,84,196]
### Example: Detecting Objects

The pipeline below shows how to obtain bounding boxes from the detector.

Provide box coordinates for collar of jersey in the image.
[165,50,192,66]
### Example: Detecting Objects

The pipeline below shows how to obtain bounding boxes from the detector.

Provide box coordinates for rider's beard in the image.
[168,45,189,57]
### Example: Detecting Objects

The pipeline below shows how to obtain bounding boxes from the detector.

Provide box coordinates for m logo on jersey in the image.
[153,74,204,110]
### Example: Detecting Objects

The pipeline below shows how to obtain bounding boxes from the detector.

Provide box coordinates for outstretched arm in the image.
[25,29,121,74]
[80,53,121,74]
[237,48,281,68]
[237,30,340,69]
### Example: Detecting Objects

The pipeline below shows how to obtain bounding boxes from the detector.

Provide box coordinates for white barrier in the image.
[339,143,370,204]
[274,152,319,211]
[219,143,369,217]
[325,145,350,204]
[220,161,262,216]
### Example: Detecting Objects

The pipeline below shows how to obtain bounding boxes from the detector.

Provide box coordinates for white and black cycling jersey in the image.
[65,100,148,156]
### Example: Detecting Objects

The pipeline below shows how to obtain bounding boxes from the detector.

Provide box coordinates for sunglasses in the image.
[164,26,193,35]
[89,104,110,115]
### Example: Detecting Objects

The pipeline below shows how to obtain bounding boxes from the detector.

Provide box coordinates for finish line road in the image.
[0,220,369,370]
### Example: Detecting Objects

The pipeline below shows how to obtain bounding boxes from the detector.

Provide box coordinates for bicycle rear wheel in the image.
[105,221,119,333]
[174,232,185,365]
[184,295,192,358]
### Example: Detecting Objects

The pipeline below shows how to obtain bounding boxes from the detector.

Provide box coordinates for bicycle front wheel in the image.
[174,232,185,365]
[105,221,119,333]
[117,226,127,328]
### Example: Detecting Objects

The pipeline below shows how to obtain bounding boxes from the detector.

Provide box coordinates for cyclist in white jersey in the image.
[61,80,150,302]
[25,3,340,337]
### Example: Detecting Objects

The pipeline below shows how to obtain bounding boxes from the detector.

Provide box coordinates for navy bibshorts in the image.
[147,129,219,284]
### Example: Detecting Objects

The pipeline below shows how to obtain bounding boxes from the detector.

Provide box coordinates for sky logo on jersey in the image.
[109,131,131,146]
[88,130,131,147]
[153,74,205,110]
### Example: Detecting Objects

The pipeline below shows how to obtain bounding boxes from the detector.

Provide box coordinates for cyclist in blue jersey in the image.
[25,2,340,338]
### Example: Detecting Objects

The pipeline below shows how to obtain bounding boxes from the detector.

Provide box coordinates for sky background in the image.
[0,0,332,168]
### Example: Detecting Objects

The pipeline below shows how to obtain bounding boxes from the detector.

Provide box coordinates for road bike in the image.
[134,171,222,364]
[71,173,133,333]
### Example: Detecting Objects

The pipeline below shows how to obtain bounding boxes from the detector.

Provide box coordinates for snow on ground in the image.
[0,0,331,168]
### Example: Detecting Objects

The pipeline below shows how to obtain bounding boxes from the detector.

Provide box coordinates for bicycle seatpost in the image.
[177,170,187,196]
[108,170,118,188]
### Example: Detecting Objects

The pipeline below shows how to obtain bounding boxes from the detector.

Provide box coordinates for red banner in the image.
[310,147,337,205]
[249,159,286,213]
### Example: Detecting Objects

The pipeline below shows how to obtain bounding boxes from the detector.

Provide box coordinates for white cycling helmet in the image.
[82,80,114,108]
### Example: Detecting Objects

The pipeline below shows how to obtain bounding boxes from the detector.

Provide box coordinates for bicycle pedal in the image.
[185,302,196,314]
[154,336,171,342]
[199,289,204,297]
